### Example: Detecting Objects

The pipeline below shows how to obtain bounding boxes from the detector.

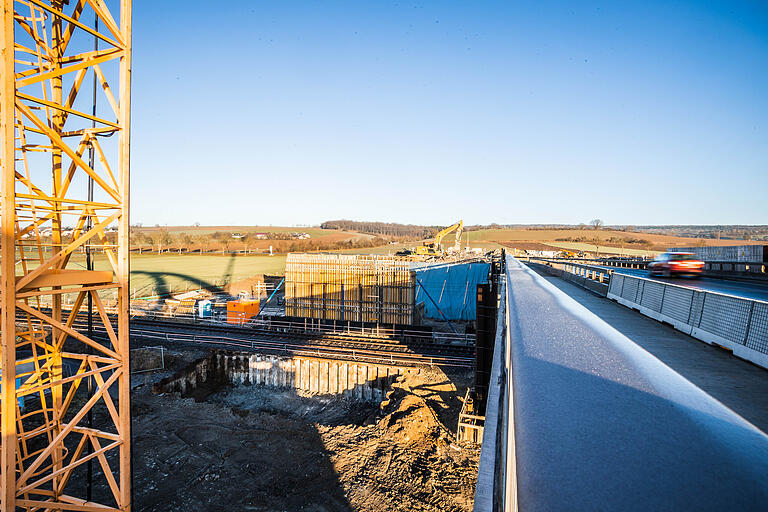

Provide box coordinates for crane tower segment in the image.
[1,0,131,510]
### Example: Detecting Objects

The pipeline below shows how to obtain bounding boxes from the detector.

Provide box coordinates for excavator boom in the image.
[416,220,464,256]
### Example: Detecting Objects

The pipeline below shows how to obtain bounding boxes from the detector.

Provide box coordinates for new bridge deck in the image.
[543,274,768,433]
[477,257,768,511]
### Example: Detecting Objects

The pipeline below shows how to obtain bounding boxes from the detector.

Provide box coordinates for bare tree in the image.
[181,234,193,253]
[151,229,172,254]
[589,219,604,230]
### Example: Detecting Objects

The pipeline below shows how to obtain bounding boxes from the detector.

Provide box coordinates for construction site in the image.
[8,2,766,512]
[0,2,499,507]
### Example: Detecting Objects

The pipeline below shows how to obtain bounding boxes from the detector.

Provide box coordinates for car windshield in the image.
[669,253,699,261]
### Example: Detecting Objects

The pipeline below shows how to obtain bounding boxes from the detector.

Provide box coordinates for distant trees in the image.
[194,234,209,253]
[321,220,438,239]
[589,219,604,230]
[180,234,193,253]
[150,229,172,253]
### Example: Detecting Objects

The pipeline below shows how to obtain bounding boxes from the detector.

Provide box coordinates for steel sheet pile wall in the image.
[608,273,768,369]
[672,245,767,262]
[157,352,408,403]
[285,253,416,324]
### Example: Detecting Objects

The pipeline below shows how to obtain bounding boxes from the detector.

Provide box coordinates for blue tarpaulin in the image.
[414,261,490,321]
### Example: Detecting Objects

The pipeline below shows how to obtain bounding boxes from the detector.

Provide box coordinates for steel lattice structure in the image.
[0,0,131,510]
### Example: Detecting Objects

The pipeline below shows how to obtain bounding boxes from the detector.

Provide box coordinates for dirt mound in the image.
[317,377,478,512]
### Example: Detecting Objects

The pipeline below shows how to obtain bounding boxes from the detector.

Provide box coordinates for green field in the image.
[67,254,288,298]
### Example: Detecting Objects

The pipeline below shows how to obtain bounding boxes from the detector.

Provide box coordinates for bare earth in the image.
[129,348,478,512]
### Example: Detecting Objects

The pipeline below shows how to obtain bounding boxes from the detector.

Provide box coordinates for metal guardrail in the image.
[526,258,613,285]
[530,256,768,278]
[608,273,768,369]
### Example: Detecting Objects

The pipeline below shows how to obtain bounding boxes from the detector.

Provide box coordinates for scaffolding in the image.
[0,1,131,510]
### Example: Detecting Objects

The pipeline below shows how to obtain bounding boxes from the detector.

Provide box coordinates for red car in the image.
[648,252,704,278]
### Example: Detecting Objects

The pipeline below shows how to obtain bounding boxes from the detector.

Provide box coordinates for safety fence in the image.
[524,258,612,295]
[608,273,768,369]
[528,256,767,280]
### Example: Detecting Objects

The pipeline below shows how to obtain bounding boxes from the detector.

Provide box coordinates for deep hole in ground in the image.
[129,346,479,512]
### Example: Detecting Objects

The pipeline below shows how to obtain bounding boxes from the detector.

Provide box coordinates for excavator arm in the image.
[426,220,464,254]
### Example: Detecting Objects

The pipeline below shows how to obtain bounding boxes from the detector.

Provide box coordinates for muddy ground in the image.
[127,345,479,511]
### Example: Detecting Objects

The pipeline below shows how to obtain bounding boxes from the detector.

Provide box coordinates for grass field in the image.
[64,254,288,298]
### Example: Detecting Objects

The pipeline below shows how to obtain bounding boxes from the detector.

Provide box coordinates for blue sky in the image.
[130,1,768,226]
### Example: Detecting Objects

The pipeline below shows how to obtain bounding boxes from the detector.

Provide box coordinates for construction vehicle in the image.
[415,220,464,256]
[559,250,577,258]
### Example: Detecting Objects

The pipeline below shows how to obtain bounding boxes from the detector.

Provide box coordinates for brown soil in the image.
[128,348,478,512]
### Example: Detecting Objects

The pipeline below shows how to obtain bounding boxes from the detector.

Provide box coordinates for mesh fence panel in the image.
[698,294,751,344]
[690,292,706,327]
[622,278,639,302]
[609,273,767,363]
[745,302,768,355]
[609,274,624,296]
[660,286,695,323]
[640,280,665,313]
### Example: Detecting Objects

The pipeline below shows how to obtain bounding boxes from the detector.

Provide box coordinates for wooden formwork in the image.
[285,254,416,324]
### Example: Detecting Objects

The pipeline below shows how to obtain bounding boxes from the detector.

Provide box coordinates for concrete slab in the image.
[543,274,768,434]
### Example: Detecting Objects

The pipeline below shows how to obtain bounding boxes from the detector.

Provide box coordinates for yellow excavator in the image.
[415,220,464,256]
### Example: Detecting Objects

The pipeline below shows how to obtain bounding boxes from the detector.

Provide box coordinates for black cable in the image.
[86,13,98,503]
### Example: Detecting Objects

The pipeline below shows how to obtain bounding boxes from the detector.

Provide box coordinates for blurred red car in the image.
[648,252,704,278]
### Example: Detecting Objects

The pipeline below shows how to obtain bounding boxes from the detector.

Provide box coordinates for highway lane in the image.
[506,257,768,511]
[606,266,768,302]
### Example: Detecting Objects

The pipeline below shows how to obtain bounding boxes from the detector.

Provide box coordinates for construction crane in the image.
[415,220,464,256]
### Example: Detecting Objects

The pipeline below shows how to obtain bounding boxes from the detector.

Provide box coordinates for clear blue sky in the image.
[130,0,768,227]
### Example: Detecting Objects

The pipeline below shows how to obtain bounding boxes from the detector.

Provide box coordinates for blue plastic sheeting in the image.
[414,262,490,321]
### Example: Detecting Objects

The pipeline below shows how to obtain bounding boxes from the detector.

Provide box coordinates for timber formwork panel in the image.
[0,1,131,511]
[285,254,415,324]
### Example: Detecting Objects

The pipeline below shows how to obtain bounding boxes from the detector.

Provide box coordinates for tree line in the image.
[128,227,388,254]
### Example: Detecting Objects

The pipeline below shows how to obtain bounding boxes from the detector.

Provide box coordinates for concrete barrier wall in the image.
[608,274,768,369]
[157,351,410,403]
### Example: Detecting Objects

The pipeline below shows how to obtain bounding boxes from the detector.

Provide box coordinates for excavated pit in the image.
[154,350,409,404]
[131,348,479,512]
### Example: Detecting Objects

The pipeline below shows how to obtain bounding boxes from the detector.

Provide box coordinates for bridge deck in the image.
[505,257,768,511]
[543,274,768,433]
